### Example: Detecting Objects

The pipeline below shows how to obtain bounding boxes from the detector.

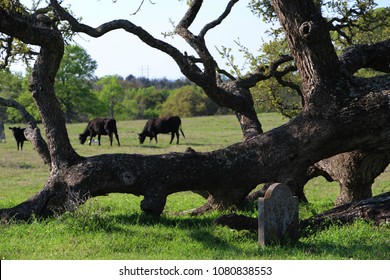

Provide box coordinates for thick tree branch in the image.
[339,39,390,75]
[272,0,347,105]
[174,0,217,81]
[0,97,35,124]
[176,0,203,30]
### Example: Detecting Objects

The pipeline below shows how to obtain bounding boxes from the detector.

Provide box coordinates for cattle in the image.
[138,116,185,144]
[9,127,27,150]
[79,118,120,146]
[0,122,5,143]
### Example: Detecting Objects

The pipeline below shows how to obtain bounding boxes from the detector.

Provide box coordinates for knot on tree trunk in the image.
[299,21,317,40]
[119,171,137,186]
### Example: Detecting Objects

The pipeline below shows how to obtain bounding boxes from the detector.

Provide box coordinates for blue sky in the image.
[13,0,389,80]
[64,0,270,80]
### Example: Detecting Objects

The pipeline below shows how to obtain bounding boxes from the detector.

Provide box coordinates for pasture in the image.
[0,113,389,259]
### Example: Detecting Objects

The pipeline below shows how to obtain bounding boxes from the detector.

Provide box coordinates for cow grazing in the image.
[9,127,27,150]
[138,116,185,144]
[0,122,5,143]
[79,118,120,146]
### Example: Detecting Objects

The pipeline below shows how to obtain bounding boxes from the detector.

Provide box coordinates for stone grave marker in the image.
[258,183,299,246]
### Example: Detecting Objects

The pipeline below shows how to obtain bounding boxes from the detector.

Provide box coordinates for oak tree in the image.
[0,0,389,226]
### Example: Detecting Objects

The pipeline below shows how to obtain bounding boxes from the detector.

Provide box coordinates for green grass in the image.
[0,113,389,260]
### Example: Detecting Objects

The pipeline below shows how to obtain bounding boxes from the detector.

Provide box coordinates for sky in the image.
[11,0,389,80]
[66,0,269,80]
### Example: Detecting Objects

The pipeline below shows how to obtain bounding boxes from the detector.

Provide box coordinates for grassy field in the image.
[0,113,389,260]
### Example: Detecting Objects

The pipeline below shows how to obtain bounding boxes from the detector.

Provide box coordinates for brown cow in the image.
[138,116,185,144]
[79,118,120,146]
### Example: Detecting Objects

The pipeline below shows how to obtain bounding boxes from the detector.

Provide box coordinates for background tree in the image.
[55,44,99,122]
[0,70,24,120]
[126,86,169,119]
[3,70,44,123]
[125,75,193,90]
[94,75,125,119]
[161,85,219,117]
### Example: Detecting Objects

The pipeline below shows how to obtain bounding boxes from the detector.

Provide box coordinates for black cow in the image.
[79,118,120,146]
[138,116,185,144]
[9,127,27,150]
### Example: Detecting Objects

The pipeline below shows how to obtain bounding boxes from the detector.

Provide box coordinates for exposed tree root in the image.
[213,192,390,233]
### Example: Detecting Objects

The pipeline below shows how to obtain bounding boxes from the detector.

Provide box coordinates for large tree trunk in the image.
[309,38,390,206]
[1,0,390,222]
[314,151,390,206]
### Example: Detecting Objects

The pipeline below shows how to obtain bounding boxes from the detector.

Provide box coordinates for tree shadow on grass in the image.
[60,208,390,259]
[112,212,216,229]
[52,208,390,259]
[66,211,259,257]
[136,144,162,149]
[296,239,390,259]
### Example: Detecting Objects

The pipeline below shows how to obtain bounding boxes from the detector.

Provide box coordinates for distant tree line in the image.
[0,45,234,123]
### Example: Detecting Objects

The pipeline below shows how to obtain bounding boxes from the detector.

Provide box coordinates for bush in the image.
[160,85,219,117]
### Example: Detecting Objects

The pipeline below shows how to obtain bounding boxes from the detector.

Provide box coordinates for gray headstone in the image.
[258,183,299,246]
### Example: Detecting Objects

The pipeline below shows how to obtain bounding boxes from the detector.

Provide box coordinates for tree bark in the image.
[300,191,390,229]
[314,150,390,206]
[309,38,390,206]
